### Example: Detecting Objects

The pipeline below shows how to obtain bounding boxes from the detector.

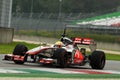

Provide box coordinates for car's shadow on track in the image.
[2,60,91,69]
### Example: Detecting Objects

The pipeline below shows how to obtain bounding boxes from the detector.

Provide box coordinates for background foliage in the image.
[12,0,120,13]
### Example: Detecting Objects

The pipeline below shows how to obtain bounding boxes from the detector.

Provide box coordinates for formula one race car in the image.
[3,27,106,69]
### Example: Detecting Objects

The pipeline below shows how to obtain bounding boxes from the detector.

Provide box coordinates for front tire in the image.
[13,44,28,64]
[54,48,68,68]
[90,51,106,69]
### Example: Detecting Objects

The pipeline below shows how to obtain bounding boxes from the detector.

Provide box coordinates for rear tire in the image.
[90,51,106,69]
[54,48,68,68]
[13,44,28,64]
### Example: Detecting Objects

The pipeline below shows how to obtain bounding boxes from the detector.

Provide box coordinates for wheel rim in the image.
[100,57,105,68]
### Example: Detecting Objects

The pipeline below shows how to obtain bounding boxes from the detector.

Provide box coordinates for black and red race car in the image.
[3,27,106,69]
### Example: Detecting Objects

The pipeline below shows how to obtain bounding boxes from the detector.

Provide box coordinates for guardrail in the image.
[67,24,120,35]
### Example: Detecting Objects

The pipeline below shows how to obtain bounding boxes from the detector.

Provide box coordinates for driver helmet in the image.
[54,41,64,48]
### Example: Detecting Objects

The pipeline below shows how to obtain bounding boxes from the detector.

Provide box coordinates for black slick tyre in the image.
[54,48,68,68]
[13,44,28,64]
[90,51,106,69]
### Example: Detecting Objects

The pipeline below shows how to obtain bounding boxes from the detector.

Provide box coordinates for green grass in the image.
[0,42,39,54]
[0,73,119,78]
[106,53,120,61]
[0,42,120,61]
[16,30,63,38]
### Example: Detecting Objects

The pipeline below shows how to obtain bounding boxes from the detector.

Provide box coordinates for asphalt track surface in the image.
[0,54,120,73]
[0,36,120,76]
[0,55,120,80]
[0,36,120,74]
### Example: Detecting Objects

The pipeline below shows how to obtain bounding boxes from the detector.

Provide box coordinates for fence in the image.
[11,12,104,30]
[11,12,120,36]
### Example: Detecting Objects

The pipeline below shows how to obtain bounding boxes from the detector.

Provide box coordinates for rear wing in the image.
[73,37,96,45]
[73,37,97,52]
